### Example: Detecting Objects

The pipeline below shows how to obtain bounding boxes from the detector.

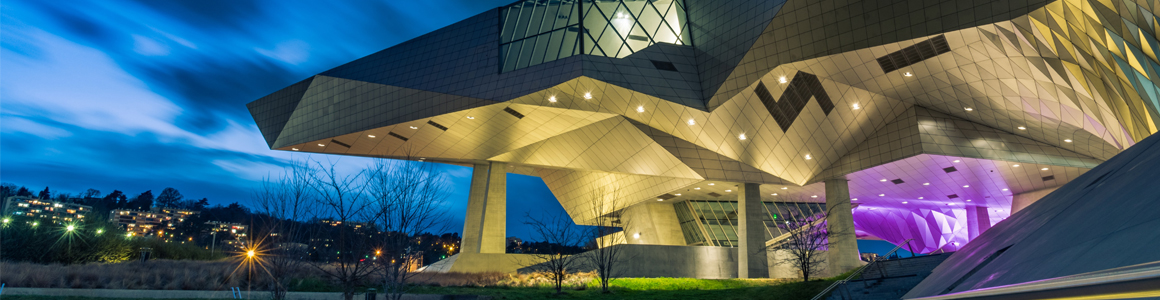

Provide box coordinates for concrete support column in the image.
[967,206,991,240]
[621,202,685,246]
[1011,186,1059,214]
[460,162,507,254]
[824,179,861,273]
[737,182,768,278]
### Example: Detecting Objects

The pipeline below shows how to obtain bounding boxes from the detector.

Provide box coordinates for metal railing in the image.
[810,239,916,300]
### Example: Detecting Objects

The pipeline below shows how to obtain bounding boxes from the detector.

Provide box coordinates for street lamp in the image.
[66,225,76,232]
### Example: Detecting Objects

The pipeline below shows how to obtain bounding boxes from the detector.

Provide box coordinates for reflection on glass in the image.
[674,200,827,247]
[499,0,691,72]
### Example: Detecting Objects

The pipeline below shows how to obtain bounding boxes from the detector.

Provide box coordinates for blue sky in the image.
[0,0,569,240]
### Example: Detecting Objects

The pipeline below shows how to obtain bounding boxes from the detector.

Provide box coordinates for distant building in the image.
[3,196,91,223]
[318,219,371,231]
[109,207,198,236]
[205,220,247,236]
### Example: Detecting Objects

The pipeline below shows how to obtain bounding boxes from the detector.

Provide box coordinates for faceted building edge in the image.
[247,0,1160,284]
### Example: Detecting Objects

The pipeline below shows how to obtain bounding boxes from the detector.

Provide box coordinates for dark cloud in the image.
[129,0,265,32]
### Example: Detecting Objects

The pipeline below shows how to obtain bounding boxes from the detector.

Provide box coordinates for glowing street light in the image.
[66,225,76,232]
[31,222,39,227]
[1,218,9,224]
[247,250,256,258]
[96,229,104,235]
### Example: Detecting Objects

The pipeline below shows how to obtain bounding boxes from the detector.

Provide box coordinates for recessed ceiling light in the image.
[962,185,970,188]
[1013,164,1021,167]
[878,194,885,197]
[583,92,592,99]
[636,106,645,113]
[805,154,812,160]
[675,193,682,196]
[902,201,908,204]
[918,197,924,199]
[810,195,818,198]
[778,76,787,83]
[466,116,475,119]
[419,157,426,160]
[781,187,788,190]
[1041,167,1049,171]
[657,198,663,201]
[966,199,972,202]
[725,190,733,192]
[851,198,858,201]
[708,183,715,186]
[903,71,914,77]
[694,187,701,190]
[964,107,974,111]
[687,119,696,125]
[1064,139,1072,143]
[771,193,778,196]
[548,96,557,103]
[318,144,326,147]
[996,209,1003,212]
[291,148,299,151]
[852,103,861,110]
[410,126,418,129]
[368,135,376,138]
[1002,188,1009,191]
[947,203,953,206]
[923,182,930,186]
[739,133,747,140]
[1017,126,1026,130]
[869,207,876,210]
[879,179,888,182]
[953,160,961,163]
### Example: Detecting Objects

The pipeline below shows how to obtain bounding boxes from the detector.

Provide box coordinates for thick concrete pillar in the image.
[824,179,861,273]
[621,202,685,246]
[1011,186,1059,214]
[460,162,507,254]
[737,183,768,278]
[967,206,991,240]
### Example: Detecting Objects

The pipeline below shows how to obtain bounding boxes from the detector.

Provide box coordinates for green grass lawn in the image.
[3,274,846,300]
[406,275,844,300]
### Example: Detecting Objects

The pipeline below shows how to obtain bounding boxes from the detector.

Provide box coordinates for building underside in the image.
[248,0,1160,284]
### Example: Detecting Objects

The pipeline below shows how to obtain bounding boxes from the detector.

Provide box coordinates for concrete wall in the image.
[1010,186,1059,214]
[768,249,832,279]
[421,253,538,274]
[518,244,837,279]
[621,202,686,246]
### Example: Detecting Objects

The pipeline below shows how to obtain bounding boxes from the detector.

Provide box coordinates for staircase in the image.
[825,253,952,300]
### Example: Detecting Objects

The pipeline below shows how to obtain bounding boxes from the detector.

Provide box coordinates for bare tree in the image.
[365,156,451,300]
[251,159,317,300]
[582,185,630,293]
[523,211,586,295]
[306,159,377,300]
[772,201,840,282]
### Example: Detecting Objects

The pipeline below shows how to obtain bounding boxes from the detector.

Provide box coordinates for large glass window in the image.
[499,0,691,72]
[674,200,826,247]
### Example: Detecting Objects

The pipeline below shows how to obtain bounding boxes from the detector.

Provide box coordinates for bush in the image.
[0,217,222,264]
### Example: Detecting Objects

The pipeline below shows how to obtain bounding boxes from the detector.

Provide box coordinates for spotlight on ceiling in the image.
[410,126,418,129]
[548,96,557,103]
[962,185,969,188]
[583,92,592,100]
[852,103,861,110]
[738,133,747,140]
[725,190,733,192]
[687,119,696,125]
[902,201,908,204]
[811,195,818,198]
[636,106,645,113]
[778,76,787,83]
[291,148,299,151]
[318,144,325,147]
[1041,167,1050,171]
[368,135,376,138]
[964,107,973,111]
[879,179,888,182]
[1013,164,1021,167]
[903,71,914,77]
[1017,126,1026,130]
[1064,139,1072,143]
[805,154,812,160]
[781,187,788,190]
[923,182,930,186]
[918,197,924,199]
[878,194,885,197]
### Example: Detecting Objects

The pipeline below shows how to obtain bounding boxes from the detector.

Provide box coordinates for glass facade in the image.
[674,200,826,247]
[499,0,691,72]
